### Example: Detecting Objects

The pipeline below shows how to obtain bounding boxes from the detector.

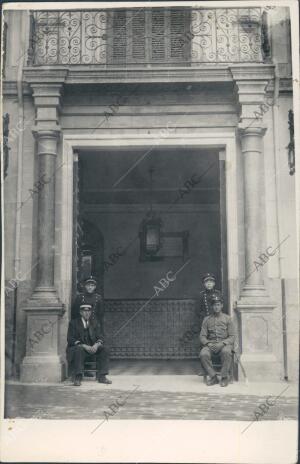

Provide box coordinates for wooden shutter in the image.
[131,10,146,62]
[151,9,166,62]
[112,10,127,63]
[170,9,187,59]
[109,8,190,65]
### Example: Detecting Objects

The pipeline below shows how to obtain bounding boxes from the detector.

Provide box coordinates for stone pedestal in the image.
[236,305,280,381]
[20,307,65,383]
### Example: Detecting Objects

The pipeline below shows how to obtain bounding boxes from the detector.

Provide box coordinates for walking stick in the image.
[233,350,249,384]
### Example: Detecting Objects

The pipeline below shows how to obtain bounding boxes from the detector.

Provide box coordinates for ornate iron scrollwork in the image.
[31,7,267,65]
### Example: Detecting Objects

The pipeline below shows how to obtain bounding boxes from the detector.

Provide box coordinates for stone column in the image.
[21,70,68,382]
[239,125,267,293]
[231,66,280,381]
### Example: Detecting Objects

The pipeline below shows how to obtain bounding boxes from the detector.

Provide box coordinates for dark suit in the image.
[66,317,109,378]
[71,292,105,329]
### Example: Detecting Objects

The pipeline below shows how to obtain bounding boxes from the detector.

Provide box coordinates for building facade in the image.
[3,5,298,383]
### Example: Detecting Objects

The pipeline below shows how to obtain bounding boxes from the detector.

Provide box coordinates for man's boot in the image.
[74,374,82,386]
[98,375,112,384]
[220,377,229,387]
[206,375,219,386]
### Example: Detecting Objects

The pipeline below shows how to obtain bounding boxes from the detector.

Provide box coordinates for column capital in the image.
[238,124,267,155]
[32,128,61,140]
[238,124,267,139]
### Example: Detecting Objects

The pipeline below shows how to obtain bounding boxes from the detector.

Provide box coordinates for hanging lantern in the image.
[139,168,163,260]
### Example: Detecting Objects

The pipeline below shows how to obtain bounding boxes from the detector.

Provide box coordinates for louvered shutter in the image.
[112,10,127,63]
[131,10,146,62]
[109,8,190,65]
[170,9,187,59]
[151,9,166,62]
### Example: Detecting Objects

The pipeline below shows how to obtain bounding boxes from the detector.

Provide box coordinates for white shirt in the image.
[81,317,89,329]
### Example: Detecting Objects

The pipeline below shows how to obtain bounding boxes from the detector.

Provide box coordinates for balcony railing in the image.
[28,8,270,67]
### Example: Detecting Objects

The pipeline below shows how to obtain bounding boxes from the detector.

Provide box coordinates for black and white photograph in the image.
[1,1,299,462]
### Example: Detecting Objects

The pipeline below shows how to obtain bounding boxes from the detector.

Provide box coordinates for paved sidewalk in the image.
[5,377,298,421]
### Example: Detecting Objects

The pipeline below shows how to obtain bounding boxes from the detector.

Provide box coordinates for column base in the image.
[20,355,65,383]
[240,284,268,299]
[20,296,66,383]
[30,287,63,305]
[239,353,281,382]
[236,300,281,382]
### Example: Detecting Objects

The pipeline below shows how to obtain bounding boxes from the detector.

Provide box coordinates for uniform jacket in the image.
[72,292,104,328]
[196,289,222,323]
[200,312,235,347]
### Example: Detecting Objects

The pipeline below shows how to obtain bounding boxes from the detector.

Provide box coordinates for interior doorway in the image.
[72,147,227,359]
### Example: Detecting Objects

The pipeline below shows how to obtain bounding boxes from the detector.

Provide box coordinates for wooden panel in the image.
[105,299,200,358]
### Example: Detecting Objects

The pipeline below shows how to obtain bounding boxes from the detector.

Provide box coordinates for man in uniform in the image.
[72,276,104,328]
[67,304,111,386]
[196,273,222,329]
[199,294,235,387]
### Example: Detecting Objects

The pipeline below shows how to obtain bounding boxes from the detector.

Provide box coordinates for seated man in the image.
[199,294,235,387]
[67,304,112,386]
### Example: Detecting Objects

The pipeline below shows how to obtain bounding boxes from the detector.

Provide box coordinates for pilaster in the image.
[232,67,281,381]
[20,69,68,382]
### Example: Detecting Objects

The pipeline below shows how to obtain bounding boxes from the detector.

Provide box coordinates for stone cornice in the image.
[229,64,275,82]
[23,67,69,85]
[3,81,31,96]
[21,63,275,86]
[5,67,291,98]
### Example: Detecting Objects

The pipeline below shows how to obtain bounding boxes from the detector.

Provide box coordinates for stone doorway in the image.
[71,147,227,360]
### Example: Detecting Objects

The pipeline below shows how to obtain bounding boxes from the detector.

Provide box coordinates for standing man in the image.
[72,276,104,328]
[196,273,222,328]
[199,294,235,387]
[67,304,112,386]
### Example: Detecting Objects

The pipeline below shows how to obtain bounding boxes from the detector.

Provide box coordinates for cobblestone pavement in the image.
[5,382,298,421]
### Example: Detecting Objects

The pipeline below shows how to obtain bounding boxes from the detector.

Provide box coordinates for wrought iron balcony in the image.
[28,8,271,67]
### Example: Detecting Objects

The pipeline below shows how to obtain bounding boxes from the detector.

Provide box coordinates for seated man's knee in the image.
[221,345,232,356]
[200,347,210,359]
[97,345,109,356]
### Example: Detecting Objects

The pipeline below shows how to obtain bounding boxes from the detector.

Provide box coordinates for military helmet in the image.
[202,273,216,283]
